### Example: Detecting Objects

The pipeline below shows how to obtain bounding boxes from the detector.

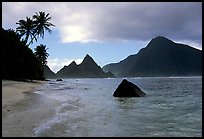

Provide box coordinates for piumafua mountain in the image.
[103,36,202,77]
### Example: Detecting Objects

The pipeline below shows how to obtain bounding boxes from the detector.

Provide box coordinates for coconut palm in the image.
[32,11,55,40]
[34,44,49,66]
[16,17,37,45]
[16,11,54,46]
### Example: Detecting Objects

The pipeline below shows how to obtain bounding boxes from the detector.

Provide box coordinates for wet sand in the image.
[2,80,59,137]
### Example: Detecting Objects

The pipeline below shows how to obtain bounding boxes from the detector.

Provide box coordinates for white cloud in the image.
[60,25,92,43]
[47,58,83,73]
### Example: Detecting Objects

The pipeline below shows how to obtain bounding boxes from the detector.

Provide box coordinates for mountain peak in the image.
[70,61,77,66]
[152,36,174,43]
[66,61,78,69]
[154,35,168,39]
[147,36,174,49]
[43,65,56,79]
[82,54,95,64]
[103,36,202,77]
[56,54,113,78]
[84,54,92,60]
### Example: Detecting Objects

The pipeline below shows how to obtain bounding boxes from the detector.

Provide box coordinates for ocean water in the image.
[34,77,202,137]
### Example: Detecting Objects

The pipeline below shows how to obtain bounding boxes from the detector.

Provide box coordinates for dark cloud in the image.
[2,2,202,45]
[91,2,201,43]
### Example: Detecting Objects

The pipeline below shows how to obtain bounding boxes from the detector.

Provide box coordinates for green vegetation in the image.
[2,11,54,80]
[34,44,49,66]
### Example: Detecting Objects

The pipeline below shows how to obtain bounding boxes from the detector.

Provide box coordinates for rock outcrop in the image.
[56,78,63,81]
[113,79,146,97]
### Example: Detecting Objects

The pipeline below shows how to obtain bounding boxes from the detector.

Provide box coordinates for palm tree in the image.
[16,17,37,45]
[32,11,55,41]
[16,11,55,46]
[34,44,49,66]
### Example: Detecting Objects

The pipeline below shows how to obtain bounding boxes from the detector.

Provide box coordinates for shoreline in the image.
[2,80,59,137]
[2,80,46,108]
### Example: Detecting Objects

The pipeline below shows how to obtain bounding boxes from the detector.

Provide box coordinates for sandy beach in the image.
[2,80,59,137]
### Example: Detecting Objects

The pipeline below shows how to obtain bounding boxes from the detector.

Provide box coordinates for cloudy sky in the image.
[2,2,202,73]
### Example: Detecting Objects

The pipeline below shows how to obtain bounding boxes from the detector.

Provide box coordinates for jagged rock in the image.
[56,78,63,81]
[113,79,146,97]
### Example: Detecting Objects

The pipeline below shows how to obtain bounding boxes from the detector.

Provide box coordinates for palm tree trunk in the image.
[25,34,29,45]
[27,34,37,46]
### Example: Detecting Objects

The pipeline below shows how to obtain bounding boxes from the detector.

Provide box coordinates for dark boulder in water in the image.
[56,78,63,81]
[113,79,146,97]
